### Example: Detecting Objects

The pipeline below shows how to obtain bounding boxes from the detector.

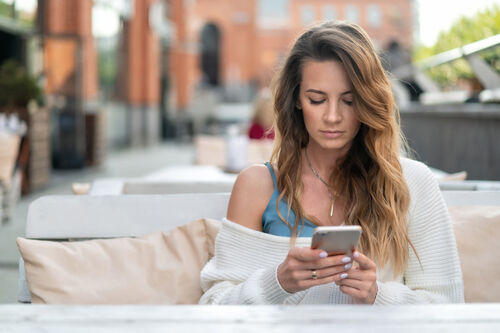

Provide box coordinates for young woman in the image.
[200,21,464,305]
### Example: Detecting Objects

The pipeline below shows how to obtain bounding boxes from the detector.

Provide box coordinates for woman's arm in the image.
[200,164,351,305]
[199,219,350,305]
[200,164,286,305]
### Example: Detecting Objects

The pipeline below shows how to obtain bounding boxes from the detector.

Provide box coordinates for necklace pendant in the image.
[330,201,334,217]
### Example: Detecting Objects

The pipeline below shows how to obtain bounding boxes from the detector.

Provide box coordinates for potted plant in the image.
[0,59,42,117]
[0,59,50,195]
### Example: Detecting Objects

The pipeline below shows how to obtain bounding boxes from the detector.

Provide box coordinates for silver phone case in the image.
[311,226,362,257]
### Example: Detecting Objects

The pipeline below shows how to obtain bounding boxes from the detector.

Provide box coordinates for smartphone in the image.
[311,225,362,258]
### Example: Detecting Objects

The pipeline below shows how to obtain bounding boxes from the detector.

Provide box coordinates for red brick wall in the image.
[290,0,413,50]
[169,0,413,108]
[44,0,98,100]
[124,0,160,105]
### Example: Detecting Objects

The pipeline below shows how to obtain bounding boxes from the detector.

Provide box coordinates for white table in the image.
[89,166,237,195]
[1,304,500,332]
[88,164,500,195]
[143,165,238,182]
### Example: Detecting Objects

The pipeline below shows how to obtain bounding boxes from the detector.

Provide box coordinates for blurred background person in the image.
[248,88,275,140]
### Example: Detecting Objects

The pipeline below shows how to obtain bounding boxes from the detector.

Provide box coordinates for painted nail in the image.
[341,257,351,263]
[353,252,359,259]
[319,252,328,258]
[340,273,348,279]
[344,263,352,270]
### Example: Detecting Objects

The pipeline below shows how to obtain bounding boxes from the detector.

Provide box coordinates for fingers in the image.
[352,250,376,271]
[290,247,353,269]
[337,275,366,289]
[290,247,328,262]
[298,270,349,290]
[337,276,378,304]
[281,248,369,293]
[338,285,364,299]
[303,255,352,270]
[297,263,351,281]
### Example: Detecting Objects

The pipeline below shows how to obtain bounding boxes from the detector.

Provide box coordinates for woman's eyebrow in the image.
[305,89,352,95]
[305,89,326,95]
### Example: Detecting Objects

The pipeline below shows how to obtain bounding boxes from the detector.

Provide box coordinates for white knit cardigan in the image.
[199,158,464,304]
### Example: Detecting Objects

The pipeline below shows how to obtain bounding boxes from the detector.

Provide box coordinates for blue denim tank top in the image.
[262,162,317,237]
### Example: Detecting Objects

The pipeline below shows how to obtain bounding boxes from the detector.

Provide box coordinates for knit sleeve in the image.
[199,263,293,304]
[199,220,294,305]
[374,160,464,304]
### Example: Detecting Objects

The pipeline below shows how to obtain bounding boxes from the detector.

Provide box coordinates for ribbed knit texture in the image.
[199,158,464,304]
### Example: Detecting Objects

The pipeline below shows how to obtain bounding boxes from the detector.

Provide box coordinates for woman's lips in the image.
[320,130,344,138]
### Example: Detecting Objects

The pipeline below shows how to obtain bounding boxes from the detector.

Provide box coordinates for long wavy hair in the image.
[270,21,417,276]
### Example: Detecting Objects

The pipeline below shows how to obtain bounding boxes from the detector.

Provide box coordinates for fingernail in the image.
[353,252,359,259]
[344,263,352,270]
[340,273,348,279]
[319,252,328,258]
[341,257,351,263]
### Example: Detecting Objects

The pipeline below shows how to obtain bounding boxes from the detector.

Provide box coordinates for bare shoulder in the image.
[226,164,275,231]
[234,164,274,192]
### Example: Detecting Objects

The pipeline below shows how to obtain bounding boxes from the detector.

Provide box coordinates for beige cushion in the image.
[16,218,221,304]
[449,206,500,302]
[194,135,274,167]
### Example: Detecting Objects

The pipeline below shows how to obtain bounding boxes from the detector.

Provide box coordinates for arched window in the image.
[200,23,220,86]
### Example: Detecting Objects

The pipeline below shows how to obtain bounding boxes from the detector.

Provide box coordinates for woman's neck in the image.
[303,143,346,177]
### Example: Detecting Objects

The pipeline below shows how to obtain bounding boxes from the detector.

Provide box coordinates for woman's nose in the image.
[323,102,342,122]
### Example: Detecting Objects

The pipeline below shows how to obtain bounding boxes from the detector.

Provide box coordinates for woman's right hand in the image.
[277,247,353,293]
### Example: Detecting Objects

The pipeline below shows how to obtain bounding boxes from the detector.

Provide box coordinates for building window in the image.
[300,5,315,26]
[258,0,289,29]
[367,4,381,28]
[322,5,337,21]
[344,5,359,24]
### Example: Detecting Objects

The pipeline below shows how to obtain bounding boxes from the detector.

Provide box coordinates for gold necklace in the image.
[304,149,336,217]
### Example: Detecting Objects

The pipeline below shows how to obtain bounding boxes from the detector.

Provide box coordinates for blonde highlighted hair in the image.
[252,88,274,128]
[270,21,417,276]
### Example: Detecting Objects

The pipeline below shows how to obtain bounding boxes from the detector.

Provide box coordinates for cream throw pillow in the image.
[449,206,500,302]
[16,218,221,304]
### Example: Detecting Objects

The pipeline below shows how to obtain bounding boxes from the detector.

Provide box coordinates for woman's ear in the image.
[296,100,302,110]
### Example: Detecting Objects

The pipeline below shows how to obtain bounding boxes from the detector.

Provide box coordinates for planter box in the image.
[27,107,51,191]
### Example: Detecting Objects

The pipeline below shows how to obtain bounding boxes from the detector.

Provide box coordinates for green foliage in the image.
[0,59,42,108]
[0,2,13,18]
[413,4,500,87]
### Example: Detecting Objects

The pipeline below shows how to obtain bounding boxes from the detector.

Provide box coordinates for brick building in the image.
[41,0,162,148]
[170,0,416,111]
[2,0,416,153]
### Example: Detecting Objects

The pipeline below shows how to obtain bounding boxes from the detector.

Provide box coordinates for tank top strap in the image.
[264,162,278,189]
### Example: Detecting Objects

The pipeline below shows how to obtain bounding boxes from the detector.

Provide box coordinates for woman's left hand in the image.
[336,250,378,304]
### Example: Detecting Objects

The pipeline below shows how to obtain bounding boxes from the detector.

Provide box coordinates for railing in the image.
[393,34,500,104]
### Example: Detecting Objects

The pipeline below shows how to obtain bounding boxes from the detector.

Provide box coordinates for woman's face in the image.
[298,60,360,154]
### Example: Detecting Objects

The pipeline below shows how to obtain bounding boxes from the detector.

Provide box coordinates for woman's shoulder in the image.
[235,163,275,191]
[227,164,275,230]
[399,157,441,209]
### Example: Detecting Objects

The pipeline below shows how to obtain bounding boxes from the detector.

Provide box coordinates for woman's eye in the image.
[309,99,325,105]
[343,100,353,106]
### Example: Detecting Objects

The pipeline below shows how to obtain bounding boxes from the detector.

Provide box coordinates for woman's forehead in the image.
[300,60,352,93]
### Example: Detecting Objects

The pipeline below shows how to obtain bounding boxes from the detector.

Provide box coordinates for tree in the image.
[413,5,500,87]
